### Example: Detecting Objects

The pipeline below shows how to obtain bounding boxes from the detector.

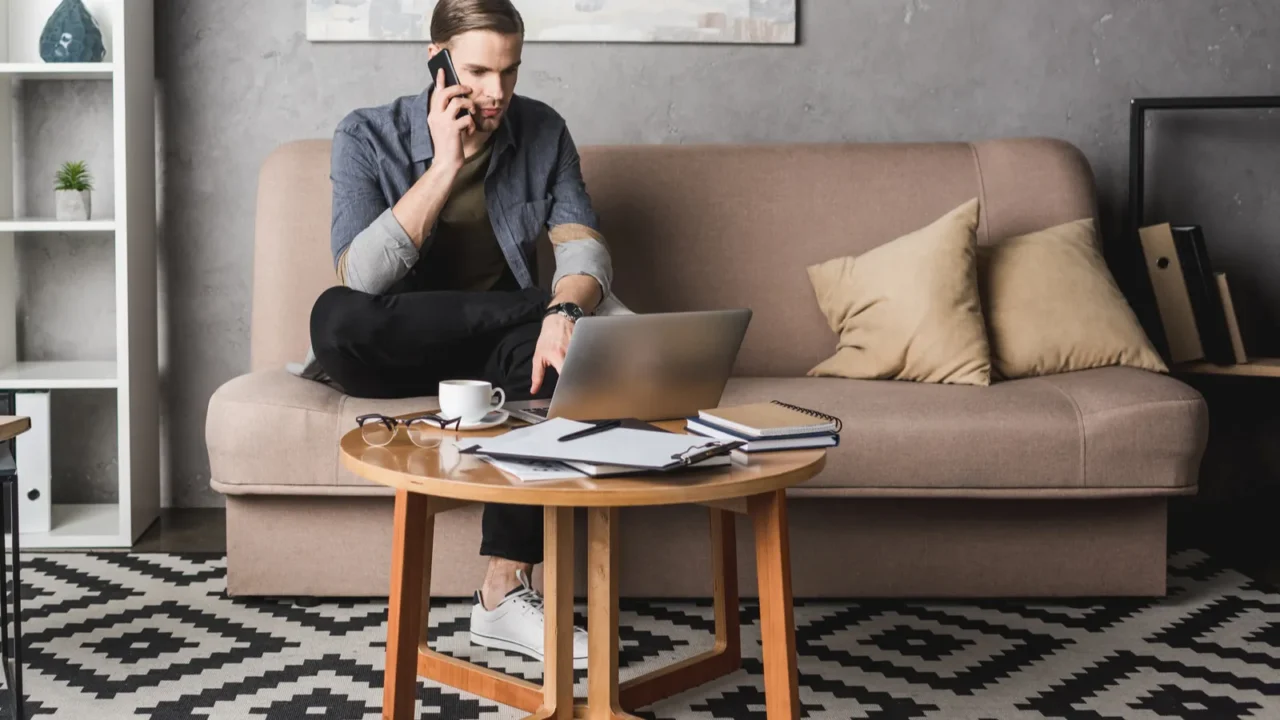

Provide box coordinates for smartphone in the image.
[427,49,472,120]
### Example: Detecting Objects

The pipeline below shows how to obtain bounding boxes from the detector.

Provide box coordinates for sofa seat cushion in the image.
[207,369,432,495]
[209,367,1205,498]
[720,366,1206,494]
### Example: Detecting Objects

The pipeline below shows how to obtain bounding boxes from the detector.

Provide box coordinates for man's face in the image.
[432,30,522,134]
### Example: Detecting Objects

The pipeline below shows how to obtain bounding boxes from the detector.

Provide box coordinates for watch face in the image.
[547,303,584,320]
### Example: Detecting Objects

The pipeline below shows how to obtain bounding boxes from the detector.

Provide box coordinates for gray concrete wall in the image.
[18,0,1280,506]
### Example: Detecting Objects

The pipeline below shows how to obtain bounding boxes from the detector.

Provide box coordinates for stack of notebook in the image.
[686,401,841,453]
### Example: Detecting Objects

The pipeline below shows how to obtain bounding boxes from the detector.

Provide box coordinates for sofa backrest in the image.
[251,138,1097,376]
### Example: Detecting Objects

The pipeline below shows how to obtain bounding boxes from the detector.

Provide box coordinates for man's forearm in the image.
[392,160,460,248]
[551,274,603,313]
[335,161,459,294]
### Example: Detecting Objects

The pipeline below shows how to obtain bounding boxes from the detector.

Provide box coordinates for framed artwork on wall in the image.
[306,0,797,45]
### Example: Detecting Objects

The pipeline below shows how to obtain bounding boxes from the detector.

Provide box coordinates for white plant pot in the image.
[55,189,91,221]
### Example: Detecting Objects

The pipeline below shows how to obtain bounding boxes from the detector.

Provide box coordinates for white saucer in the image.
[447,409,511,431]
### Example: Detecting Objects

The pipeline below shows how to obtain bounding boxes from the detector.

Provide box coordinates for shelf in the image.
[0,62,114,80]
[5,504,125,549]
[0,218,116,233]
[0,0,160,551]
[1173,357,1280,378]
[0,361,118,389]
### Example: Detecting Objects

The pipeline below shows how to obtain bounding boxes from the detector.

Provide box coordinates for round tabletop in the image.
[339,419,826,508]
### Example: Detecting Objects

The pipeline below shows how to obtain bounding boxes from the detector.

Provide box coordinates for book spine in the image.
[1138,224,1204,363]
[1215,272,1249,364]
[688,417,836,441]
[687,421,839,452]
[1171,226,1233,365]
[686,417,754,440]
[731,435,843,453]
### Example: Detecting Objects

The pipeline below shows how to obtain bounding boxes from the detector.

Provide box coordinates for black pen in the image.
[557,420,622,442]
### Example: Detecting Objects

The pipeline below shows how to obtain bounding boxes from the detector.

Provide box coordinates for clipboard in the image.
[458,418,743,472]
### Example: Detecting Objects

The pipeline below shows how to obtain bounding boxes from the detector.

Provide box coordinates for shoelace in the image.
[510,589,588,634]
[508,570,584,633]
[514,588,545,616]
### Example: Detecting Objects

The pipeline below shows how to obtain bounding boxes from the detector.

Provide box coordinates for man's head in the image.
[428,0,524,135]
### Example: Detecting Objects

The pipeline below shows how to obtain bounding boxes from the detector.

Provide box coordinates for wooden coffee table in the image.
[340,419,826,720]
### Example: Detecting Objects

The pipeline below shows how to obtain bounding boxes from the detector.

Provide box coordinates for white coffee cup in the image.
[439,380,506,423]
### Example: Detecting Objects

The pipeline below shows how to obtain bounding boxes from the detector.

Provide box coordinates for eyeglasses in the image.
[356,413,462,449]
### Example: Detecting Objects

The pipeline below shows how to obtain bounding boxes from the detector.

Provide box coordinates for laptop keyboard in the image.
[525,406,549,418]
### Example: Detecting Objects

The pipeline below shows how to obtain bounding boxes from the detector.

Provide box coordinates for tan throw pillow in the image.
[980,218,1168,379]
[806,198,992,386]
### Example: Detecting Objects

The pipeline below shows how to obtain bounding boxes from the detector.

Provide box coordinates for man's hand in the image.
[531,314,575,395]
[427,68,476,172]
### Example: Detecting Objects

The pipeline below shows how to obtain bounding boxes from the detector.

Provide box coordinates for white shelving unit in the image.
[0,218,116,232]
[0,0,156,548]
[0,62,115,80]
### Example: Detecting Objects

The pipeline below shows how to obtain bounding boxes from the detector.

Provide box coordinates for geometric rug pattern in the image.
[2,550,1279,719]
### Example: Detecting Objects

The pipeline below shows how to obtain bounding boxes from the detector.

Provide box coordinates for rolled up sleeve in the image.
[331,128,420,295]
[547,125,613,299]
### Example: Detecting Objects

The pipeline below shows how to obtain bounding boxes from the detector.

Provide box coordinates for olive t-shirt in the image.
[420,139,514,292]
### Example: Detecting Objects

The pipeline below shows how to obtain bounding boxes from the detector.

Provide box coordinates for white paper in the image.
[460,417,736,470]
[481,456,586,482]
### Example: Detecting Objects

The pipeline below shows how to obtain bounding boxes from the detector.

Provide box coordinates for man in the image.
[303,0,623,667]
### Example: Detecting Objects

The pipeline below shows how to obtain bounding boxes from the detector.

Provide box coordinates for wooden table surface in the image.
[339,418,826,508]
[0,416,30,443]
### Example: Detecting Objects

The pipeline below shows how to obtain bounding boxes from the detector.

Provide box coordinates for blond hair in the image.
[431,0,525,45]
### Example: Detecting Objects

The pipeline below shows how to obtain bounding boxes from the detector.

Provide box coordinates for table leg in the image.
[710,509,741,666]
[749,490,799,720]
[616,508,742,711]
[383,489,431,720]
[584,508,642,720]
[528,506,576,720]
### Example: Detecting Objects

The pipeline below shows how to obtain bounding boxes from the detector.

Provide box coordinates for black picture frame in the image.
[1126,95,1280,359]
[1127,94,1280,244]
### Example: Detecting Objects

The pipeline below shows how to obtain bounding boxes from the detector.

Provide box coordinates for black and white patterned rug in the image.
[2,550,1278,719]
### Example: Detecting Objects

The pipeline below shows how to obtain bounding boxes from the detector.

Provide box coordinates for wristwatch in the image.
[544,302,586,322]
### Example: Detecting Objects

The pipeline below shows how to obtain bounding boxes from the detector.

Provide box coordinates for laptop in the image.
[506,309,752,424]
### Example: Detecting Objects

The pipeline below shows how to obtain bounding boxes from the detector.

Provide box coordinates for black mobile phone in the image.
[427,49,471,119]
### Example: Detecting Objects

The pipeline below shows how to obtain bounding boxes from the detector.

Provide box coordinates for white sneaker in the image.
[470,570,589,669]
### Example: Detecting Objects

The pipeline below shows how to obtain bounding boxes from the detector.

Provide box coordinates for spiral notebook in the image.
[695,401,842,439]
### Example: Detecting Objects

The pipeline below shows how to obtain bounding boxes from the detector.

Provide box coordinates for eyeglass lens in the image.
[360,418,396,447]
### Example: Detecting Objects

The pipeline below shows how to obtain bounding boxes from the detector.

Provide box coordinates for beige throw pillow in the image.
[980,218,1167,379]
[806,198,992,386]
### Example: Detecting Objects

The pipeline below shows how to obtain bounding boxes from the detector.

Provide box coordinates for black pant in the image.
[310,285,553,565]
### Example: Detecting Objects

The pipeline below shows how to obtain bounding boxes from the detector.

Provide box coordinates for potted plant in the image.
[54,160,92,221]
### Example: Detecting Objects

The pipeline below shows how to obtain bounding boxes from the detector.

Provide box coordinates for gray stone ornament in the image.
[39,0,106,63]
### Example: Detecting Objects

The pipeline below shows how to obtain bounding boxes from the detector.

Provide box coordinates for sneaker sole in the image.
[469,630,588,670]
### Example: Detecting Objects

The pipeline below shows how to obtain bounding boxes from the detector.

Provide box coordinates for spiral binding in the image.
[770,400,843,433]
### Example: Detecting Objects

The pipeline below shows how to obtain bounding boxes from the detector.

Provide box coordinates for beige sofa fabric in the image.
[250,140,339,373]
[225,495,1170,598]
[208,367,1205,495]
[247,139,1101,378]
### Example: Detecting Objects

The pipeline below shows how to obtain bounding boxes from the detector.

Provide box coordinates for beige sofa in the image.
[207,138,1208,599]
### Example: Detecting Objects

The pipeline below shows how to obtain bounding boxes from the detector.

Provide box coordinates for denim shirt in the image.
[329,87,613,298]
[288,88,618,381]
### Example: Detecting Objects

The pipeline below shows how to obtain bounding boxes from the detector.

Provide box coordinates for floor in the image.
[15,548,1280,719]
[131,508,227,553]
[1169,490,1280,591]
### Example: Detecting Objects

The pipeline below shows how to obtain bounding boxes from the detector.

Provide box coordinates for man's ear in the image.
[427,43,441,59]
